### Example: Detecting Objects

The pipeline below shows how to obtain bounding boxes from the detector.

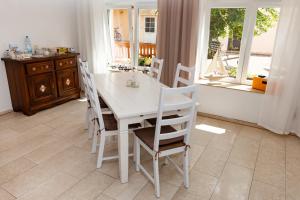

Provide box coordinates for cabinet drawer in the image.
[55,57,76,70]
[26,61,54,75]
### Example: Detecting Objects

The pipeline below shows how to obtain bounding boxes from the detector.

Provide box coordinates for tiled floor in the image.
[0,100,299,200]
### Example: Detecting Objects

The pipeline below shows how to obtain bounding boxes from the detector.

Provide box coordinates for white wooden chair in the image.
[84,70,118,168]
[173,63,195,88]
[133,85,197,198]
[146,63,196,126]
[78,59,94,138]
[84,67,141,168]
[150,57,164,82]
[78,59,111,139]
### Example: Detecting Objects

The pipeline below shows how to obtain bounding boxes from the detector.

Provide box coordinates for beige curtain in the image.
[156,0,200,86]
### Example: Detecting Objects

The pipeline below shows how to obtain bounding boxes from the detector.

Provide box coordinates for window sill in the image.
[195,79,265,94]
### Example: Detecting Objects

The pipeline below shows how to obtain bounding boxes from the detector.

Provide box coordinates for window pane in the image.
[139,9,157,67]
[247,8,280,79]
[205,8,246,80]
[110,9,131,65]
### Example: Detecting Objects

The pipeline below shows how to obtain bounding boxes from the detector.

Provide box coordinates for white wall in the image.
[0,0,78,113]
[197,85,263,124]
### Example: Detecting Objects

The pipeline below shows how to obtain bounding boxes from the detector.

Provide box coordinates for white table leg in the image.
[118,119,129,183]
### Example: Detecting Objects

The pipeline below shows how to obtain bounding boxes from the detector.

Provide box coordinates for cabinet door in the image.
[56,68,79,97]
[27,73,57,105]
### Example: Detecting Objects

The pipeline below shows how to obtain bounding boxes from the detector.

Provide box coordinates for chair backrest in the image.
[78,59,90,99]
[150,57,164,81]
[84,66,106,134]
[173,63,195,88]
[154,85,197,152]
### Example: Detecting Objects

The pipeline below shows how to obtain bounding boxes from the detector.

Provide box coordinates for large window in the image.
[107,6,157,68]
[201,1,281,84]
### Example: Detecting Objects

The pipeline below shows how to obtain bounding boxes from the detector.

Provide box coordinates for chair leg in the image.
[183,150,189,188]
[85,107,89,130]
[153,157,160,198]
[88,111,94,139]
[135,137,140,172]
[133,136,136,162]
[97,134,106,168]
[91,125,98,153]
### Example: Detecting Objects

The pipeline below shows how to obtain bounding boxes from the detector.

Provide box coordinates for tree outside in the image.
[207,8,280,78]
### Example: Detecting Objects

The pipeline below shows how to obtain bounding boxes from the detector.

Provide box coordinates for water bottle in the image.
[24,36,32,54]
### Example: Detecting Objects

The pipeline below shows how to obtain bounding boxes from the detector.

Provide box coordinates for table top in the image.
[94,72,190,119]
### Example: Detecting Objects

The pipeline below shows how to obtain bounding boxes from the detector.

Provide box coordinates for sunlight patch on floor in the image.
[195,124,226,134]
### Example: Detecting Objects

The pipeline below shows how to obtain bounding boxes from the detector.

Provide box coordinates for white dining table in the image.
[94,71,190,183]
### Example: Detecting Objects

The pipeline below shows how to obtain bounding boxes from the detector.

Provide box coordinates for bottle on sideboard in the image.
[24,36,32,54]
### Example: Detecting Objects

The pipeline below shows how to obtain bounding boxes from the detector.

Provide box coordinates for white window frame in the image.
[199,0,282,85]
[106,2,157,67]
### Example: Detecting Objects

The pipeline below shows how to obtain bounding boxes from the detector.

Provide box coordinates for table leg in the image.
[118,119,129,183]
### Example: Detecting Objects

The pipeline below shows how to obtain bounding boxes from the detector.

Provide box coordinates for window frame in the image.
[106,2,157,67]
[200,0,282,85]
[144,17,156,33]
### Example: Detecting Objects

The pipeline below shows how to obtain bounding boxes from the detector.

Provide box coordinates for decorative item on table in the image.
[56,47,68,55]
[126,73,139,88]
[204,49,229,82]
[68,48,76,53]
[32,46,45,58]
[252,75,267,91]
[42,48,50,56]
[6,44,19,59]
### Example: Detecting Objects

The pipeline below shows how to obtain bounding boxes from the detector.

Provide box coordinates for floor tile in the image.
[249,181,285,200]
[192,146,230,177]
[134,181,178,200]
[57,171,114,200]
[17,172,78,200]
[103,173,148,200]
[211,163,253,200]
[253,162,285,188]
[0,157,36,185]
[228,136,260,169]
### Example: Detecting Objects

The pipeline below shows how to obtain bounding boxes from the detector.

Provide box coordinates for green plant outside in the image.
[208,8,280,59]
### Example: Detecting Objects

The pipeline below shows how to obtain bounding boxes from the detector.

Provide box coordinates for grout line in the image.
[0,185,17,199]
[247,132,263,200]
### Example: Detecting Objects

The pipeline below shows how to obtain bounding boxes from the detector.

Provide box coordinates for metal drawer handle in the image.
[70,61,73,64]
[32,67,36,71]
[45,65,49,69]
[40,85,46,93]
[66,78,71,86]
[59,62,63,66]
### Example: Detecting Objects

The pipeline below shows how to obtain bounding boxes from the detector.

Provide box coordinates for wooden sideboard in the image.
[1,53,81,115]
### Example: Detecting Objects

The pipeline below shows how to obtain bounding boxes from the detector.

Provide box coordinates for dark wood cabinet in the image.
[1,53,80,115]
[56,68,79,97]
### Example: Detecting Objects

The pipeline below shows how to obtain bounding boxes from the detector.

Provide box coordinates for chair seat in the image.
[146,114,181,126]
[87,96,109,109]
[103,114,141,131]
[99,96,109,109]
[134,126,185,151]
